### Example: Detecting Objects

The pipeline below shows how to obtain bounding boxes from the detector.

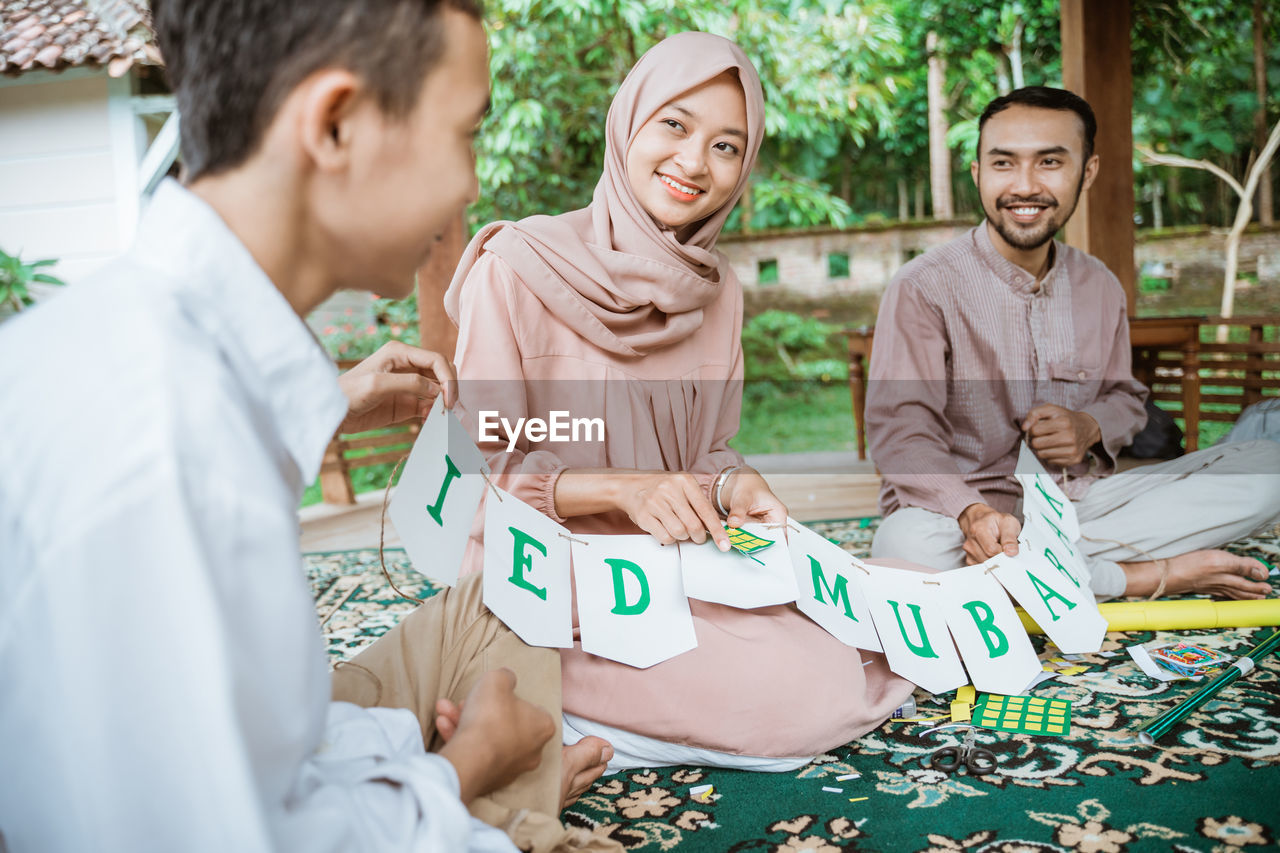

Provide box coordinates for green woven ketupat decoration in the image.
[973,693,1073,737]
[724,526,774,555]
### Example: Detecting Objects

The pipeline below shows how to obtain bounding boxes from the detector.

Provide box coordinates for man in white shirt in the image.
[0,1,613,850]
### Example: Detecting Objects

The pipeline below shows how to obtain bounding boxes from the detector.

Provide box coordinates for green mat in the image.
[305,520,1280,852]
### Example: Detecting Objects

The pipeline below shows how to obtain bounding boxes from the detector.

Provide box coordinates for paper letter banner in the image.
[934,565,1042,695]
[787,519,882,652]
[680,522,798,609]
[1020,511,1089,593]
[861,565,966,694]
[572,535,697,669]
[988,549,1106,654]
[482,486,572,649]
[389,397,491,586]
[1015,441,1080,542]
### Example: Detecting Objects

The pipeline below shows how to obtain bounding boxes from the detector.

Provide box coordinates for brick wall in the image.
[720,221,1280,295]
[1135,226,1280,285]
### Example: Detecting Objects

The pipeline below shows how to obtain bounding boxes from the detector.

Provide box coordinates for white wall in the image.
[0,70,141,285]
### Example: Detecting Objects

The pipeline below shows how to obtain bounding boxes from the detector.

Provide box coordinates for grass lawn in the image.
[731,381,857,455]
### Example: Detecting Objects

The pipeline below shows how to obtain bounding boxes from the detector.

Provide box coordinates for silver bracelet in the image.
[713,466,741,517]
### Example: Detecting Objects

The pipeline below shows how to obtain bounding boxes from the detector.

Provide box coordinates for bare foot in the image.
[560,736,612,809]
[1121,550,1273,600]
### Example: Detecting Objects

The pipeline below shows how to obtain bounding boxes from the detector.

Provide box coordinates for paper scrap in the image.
[690,784,713,802]
[822,786,843,793]
[950,700,973,722]
[836,773,861,781]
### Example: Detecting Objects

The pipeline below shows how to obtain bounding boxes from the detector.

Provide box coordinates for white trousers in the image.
[870,440,1280,599]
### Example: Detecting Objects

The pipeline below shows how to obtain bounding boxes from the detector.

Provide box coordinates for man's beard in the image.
[982,169,1086,251]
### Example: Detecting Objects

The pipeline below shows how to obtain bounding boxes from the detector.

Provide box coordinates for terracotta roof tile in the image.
[1,0,157,77]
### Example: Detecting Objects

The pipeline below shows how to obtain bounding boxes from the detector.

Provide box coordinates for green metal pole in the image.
[1136,628,1280,745]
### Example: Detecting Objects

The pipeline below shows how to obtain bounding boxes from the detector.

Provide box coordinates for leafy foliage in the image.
[741,310,847,385]
[470,0,1277,232]
[0,248,63,314]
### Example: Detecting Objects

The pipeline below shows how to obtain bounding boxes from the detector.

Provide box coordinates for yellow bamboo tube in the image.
[1017,599,1280,634]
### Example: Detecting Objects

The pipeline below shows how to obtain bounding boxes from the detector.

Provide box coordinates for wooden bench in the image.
[845,315,1280,460]
[317,359,423,505]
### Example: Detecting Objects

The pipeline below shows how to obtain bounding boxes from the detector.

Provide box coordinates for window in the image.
[757,258,779,285]
[827,251,850,279]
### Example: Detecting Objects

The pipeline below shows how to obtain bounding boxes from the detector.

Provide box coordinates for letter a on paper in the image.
[988,549,1106,654]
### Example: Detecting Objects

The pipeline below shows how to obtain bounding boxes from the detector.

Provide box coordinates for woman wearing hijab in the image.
[446,32,913,769]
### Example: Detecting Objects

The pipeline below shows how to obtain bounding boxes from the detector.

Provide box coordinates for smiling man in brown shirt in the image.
[867,86,1280,601]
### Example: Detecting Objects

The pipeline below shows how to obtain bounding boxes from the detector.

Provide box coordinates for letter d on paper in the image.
[606,558,651,615]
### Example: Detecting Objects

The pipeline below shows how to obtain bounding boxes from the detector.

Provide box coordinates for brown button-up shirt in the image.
[867,223,1147,519]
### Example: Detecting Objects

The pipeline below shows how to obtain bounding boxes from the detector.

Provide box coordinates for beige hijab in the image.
[444,31,765,357]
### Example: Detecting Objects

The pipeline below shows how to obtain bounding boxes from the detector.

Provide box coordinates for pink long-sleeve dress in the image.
[452,250,914,759]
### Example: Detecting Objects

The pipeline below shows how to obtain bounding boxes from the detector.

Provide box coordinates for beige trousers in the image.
[332,572,621,853]
[871,440,1280,598]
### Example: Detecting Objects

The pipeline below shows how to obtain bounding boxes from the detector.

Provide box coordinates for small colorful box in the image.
[1150,643,1231,677]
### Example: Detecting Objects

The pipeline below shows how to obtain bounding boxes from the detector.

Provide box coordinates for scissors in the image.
[922,726,998,776]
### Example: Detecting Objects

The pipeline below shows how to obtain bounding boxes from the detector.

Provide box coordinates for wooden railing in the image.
[845,315,1280,460]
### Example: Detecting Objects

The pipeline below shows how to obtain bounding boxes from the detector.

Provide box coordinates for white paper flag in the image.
[388,397,490,586]
[571,535,697,669]
[680,522,798,609]
[1020,511,1089,591]
[861,564,967,694]
[1016,441,1081,541]
[786,520,882,652]
[934,564,1042,695]
[482,486,572,648]
[988,548,1106,654]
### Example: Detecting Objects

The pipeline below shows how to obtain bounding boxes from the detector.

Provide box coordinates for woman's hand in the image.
[553,469,731,550]
[719,467,787,528]
[617,471,731,550]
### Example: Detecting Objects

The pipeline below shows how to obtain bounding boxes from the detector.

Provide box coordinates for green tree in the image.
[474,0,904,233]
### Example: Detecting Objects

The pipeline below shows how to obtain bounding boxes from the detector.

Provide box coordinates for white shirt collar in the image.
[134,180,348,484]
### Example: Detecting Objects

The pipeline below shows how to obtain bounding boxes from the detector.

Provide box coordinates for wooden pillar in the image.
[1060,0,1136,315]
[416,213,466,358]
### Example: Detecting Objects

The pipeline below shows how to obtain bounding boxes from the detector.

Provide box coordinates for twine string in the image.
[379,454,423,605]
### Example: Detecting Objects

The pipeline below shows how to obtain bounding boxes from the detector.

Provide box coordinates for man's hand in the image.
[719,467,788,529]
[337,341,457,434]
[957,503,1021,565]
[435,668,555,805]
[1020,403,1101,468]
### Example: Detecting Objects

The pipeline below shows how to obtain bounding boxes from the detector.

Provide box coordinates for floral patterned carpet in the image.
[305,520,1280,853]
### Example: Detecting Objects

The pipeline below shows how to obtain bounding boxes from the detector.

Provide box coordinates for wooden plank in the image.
[1061,0,1136,313]
[342,430,419,452]
[417,213,465,359]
